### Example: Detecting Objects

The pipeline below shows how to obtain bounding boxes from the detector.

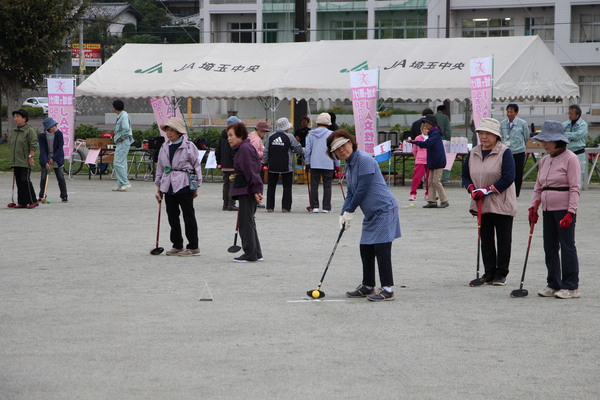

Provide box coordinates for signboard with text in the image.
[47,78,75,159]
[71,43,102,67]
[150,97,186,138]
[350,69,379,155]
[470,56,493,131]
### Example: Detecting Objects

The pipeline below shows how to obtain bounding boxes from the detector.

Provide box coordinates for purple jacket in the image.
[531,149,580,214]
[155,136,202,194]
[230,139,263,199]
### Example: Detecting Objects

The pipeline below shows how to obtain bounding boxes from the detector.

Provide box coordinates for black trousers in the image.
[13,167,36,206]
[360,242,394,287]
[513,152,525,197]
[238,194,262,260]
[543,210,579,290]
[39,166,68,201]
[310,169,333,211]
[222,171,236,208]
[164,191,198,249]
[480,213,513,279]
[267,172,293,211]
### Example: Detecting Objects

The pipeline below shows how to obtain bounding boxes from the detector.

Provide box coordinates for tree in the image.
[0,0,86,135]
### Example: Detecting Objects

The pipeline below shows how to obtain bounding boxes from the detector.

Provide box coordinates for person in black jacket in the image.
[215,116,241,211]
[263,117,304,212]
[38,117,68,202]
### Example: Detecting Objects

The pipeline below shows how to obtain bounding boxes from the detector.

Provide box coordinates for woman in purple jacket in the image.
[227,123,264,262]
[529,121,581,299]
[155,118,202,257]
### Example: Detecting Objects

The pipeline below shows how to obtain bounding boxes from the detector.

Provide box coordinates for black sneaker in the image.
[367,288,395,302]
[62,198,68,203]
[469,273,493,287]
[346,284,375,298]
[227,205,239,211]
[423,202,438,208]
[492,276,507,286]
[234,254,257,263]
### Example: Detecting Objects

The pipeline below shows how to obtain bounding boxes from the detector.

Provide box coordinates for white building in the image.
[161,0,599,122]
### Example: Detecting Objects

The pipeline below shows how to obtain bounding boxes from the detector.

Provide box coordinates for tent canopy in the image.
[76,36,579,102]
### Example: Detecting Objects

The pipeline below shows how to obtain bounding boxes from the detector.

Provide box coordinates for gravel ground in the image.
[1,173,599,400]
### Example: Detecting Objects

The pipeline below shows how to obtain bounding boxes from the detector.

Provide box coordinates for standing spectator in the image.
[563,105,588,185]
[38,117,68,203]
[327,130,401,302]
[294,116,311,147]
[9,109,38,208]
[411,115,449,208]
[410,108,434,138]
[263,117,304,213]
[462,118,516,286]
[215,116,242,211]
[436,105,452,182]
[327,112,339,131]
[154,118,202,256]
[409,128,429,201]
[529,121,581,299]
[228,123,264,263]
[248,121,270,162]
[500,103,530,197]
[305,113,340,213]
[112,100,133,192]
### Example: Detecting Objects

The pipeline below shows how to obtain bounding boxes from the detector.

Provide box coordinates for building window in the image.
[375,18,426,39]
[331,20,367,40]
[462,18,513,38]
[230,22,256,43]
[580,75,600,104]
[580,14,600,43]
[263,22,278,43]
[525,17,554,41]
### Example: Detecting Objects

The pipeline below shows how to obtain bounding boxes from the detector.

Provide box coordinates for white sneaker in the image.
[117,184,131,192]
[311,208,320,213]
[538,287,558,297]
[112,187,120,191]
[177,248,200,257]
[321,209,332,213]
[554,289,580,299]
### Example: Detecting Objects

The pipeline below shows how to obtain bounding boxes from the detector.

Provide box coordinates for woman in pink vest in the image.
[462,118,517,286]
[529,121,581,299]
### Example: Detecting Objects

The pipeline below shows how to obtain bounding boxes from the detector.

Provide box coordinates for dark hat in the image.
[12,109,29,120]
[43,117,59,131]
[422,114,438,126]
[535,120,569,143]
[255,121,270,132]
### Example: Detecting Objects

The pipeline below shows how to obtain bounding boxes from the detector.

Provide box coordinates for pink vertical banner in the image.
[470,56,493,130]
[47,78,75,159]
[150,97,185,138]
[350,69,379,155]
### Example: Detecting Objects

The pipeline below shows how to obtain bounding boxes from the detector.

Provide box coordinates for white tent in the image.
[76,36,579,102]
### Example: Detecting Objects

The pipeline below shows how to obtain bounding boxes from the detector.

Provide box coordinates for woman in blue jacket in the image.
[38,117,68,202]
[411,114,449,208]
[327,130,401,302]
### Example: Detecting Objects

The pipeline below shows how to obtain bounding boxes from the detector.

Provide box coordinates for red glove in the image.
[471,186,493,200]
[217,164,222,169]
[559,212,573,229]
[262,164,268,171]
[334,166,341,179]
[528,207,539,226]
[467,184,475,194]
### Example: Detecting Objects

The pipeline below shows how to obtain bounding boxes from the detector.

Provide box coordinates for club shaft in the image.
[317,226,345,286]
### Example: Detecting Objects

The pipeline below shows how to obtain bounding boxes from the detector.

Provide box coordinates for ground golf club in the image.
[469,198,485,287]
[511,200,540,298]
[306,224,346,299]
[227,209,241,253]
[7,175,16,208]
[41,173,49,204]
[150,200,164,255]
[305,167,312,211]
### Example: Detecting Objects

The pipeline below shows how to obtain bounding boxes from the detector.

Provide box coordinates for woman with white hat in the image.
[529,121,581,299]
[462,117,516,286]
[154,117,202,256]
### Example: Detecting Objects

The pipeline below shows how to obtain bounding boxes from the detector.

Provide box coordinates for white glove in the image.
[339,211,353,230]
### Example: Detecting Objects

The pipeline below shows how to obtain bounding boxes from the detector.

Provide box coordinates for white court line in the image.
[287,299,347,303]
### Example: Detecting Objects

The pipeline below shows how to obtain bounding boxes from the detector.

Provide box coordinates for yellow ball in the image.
[409,203,414,207]
[311,290,320,299]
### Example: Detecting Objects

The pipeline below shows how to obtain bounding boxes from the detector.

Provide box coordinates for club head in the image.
[227,245,242,253]
[510,289,529,298]
[150,247,164,255]
[41,198,47,204]
[469,277,487,287]
[306,289,325,299]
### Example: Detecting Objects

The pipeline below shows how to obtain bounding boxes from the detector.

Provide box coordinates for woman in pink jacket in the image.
[409,130,429,201]
[529,121,581,299]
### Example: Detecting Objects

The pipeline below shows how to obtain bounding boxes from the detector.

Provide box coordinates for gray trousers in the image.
[238,194,262,260]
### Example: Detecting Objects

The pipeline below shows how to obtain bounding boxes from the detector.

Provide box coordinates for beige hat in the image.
[316,112,332,126]
[160,117,187,135]
[476,118,501,137]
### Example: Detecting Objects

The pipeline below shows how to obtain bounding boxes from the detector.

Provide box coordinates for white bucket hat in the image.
[160,117,187,135]
[476,118,502,137]
[316,112,332,126]
[275,117,293,131]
